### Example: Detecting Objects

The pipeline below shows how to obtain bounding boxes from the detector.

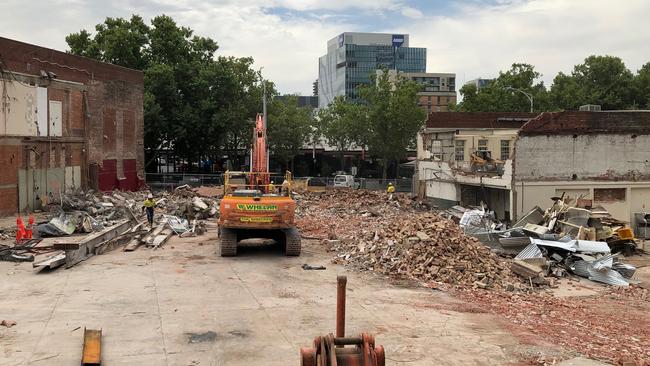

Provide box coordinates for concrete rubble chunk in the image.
[415,231,430,241]
[192,197,209,210]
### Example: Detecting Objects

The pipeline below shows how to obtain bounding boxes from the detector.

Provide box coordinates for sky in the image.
[0,0,648,95]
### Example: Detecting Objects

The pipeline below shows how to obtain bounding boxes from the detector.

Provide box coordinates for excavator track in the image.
[219,227,238,257]
[284,227,301,256]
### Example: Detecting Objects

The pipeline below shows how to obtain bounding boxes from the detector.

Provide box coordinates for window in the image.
[436,96,441,104]
[431,140,442,160]
[594,188,626,203]
[455,140,465,161]
[477,139,488,152]
[500,140,511,160]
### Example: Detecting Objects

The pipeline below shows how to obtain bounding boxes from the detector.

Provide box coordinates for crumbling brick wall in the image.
[0,37,144,215]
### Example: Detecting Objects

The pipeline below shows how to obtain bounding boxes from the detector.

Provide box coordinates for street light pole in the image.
[505,87,534,113]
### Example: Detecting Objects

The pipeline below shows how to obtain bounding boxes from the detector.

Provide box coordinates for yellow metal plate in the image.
[240,217,273,223]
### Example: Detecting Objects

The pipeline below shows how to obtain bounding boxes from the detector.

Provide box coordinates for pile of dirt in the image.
[296,190,516,289]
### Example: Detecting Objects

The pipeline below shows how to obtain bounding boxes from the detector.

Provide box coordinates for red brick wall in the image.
[0,144,22,214]
[0,145,21,186]
[103,107,116,156]
[123,109,135,156]
[0,188,18,215]
[0,37,143,85]
[0,36,145,213]
[70,90,84,137]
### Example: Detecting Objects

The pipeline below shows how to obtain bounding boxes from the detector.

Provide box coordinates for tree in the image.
[550,55,634,110]
[633,62,650,109]
[549,72,584,110]
[67,15,149,69]
[456,63,550,112]
[358,70,426,179]
[267,96,313,172]
[66,15,264,172]
[317,96,367,170]
[220,73,272,170]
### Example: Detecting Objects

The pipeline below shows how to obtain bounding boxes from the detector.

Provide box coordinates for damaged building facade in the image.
[0,37,144,215]
[513,111,650,225]
[416,111,650,225]
[416,112,537,221]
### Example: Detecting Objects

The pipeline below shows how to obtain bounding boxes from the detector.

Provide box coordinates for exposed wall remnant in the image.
[513,111,650,223]
[418,111,650,224]
[0,36,144,215]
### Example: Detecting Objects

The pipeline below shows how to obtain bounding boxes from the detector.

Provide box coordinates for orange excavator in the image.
[217,113,301,256]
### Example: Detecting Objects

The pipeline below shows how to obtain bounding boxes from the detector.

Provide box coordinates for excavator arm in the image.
[250,113,270,192]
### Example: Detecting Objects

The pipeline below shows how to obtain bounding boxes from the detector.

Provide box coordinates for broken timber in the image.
[50,219,132,269]
[151,228,173,250]
[33,251,66,270]
[81,328,102,365]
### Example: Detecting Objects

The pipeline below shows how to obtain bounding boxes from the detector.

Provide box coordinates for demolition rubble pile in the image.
[296,190,429,239]
[1,185,220,270]
[457,196,640,287]
[296,190,517,289]
[56,185,219,228]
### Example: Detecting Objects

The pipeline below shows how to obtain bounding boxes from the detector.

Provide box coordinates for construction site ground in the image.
[1,221,647,365]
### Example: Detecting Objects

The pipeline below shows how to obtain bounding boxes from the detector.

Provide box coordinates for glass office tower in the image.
[318,33,426,108]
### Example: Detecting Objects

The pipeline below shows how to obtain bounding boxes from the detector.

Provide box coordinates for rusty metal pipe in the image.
[336,275,347,339]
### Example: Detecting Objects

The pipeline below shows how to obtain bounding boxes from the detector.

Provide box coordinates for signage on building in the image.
[338,34,344,48]
[392,34,405,47]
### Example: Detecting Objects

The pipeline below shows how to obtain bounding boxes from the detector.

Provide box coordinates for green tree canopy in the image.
[358,70,426,179]
[267,95,314,172]
[633,62,650,109]
[66,14,264,171]
[316,96,367,170]
[550,55,634,110]
[456,63,550,112]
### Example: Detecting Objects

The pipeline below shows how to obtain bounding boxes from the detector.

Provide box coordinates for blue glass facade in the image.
[344,44,426,99]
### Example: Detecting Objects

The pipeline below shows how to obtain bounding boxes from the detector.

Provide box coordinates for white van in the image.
[333,175,359,189]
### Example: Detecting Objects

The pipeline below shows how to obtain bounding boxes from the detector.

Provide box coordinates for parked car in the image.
[306,177,327,187]
[333,174,359,189]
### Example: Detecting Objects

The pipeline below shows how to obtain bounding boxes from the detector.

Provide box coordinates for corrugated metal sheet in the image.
[571,260,591,278]
[587,267,629,286]
[531,239,610,254]
[499,236,531,248]
[570,255,630,286]
[514,242,543,260]
[574,240,611,254]
[612,262,636,279]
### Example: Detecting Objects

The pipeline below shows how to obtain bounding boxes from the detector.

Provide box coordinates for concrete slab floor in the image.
[1,226,567,366]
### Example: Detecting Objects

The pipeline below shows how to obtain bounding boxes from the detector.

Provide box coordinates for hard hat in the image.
[271,180,274,183]
[388,182,393,186]
[147,193,153,199]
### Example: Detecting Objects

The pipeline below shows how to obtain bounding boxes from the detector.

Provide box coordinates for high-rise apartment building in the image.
[318,32,426,108]
[382,70,457,114]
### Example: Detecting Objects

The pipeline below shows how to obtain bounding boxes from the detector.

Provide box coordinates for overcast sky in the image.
[1,0,648,95]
